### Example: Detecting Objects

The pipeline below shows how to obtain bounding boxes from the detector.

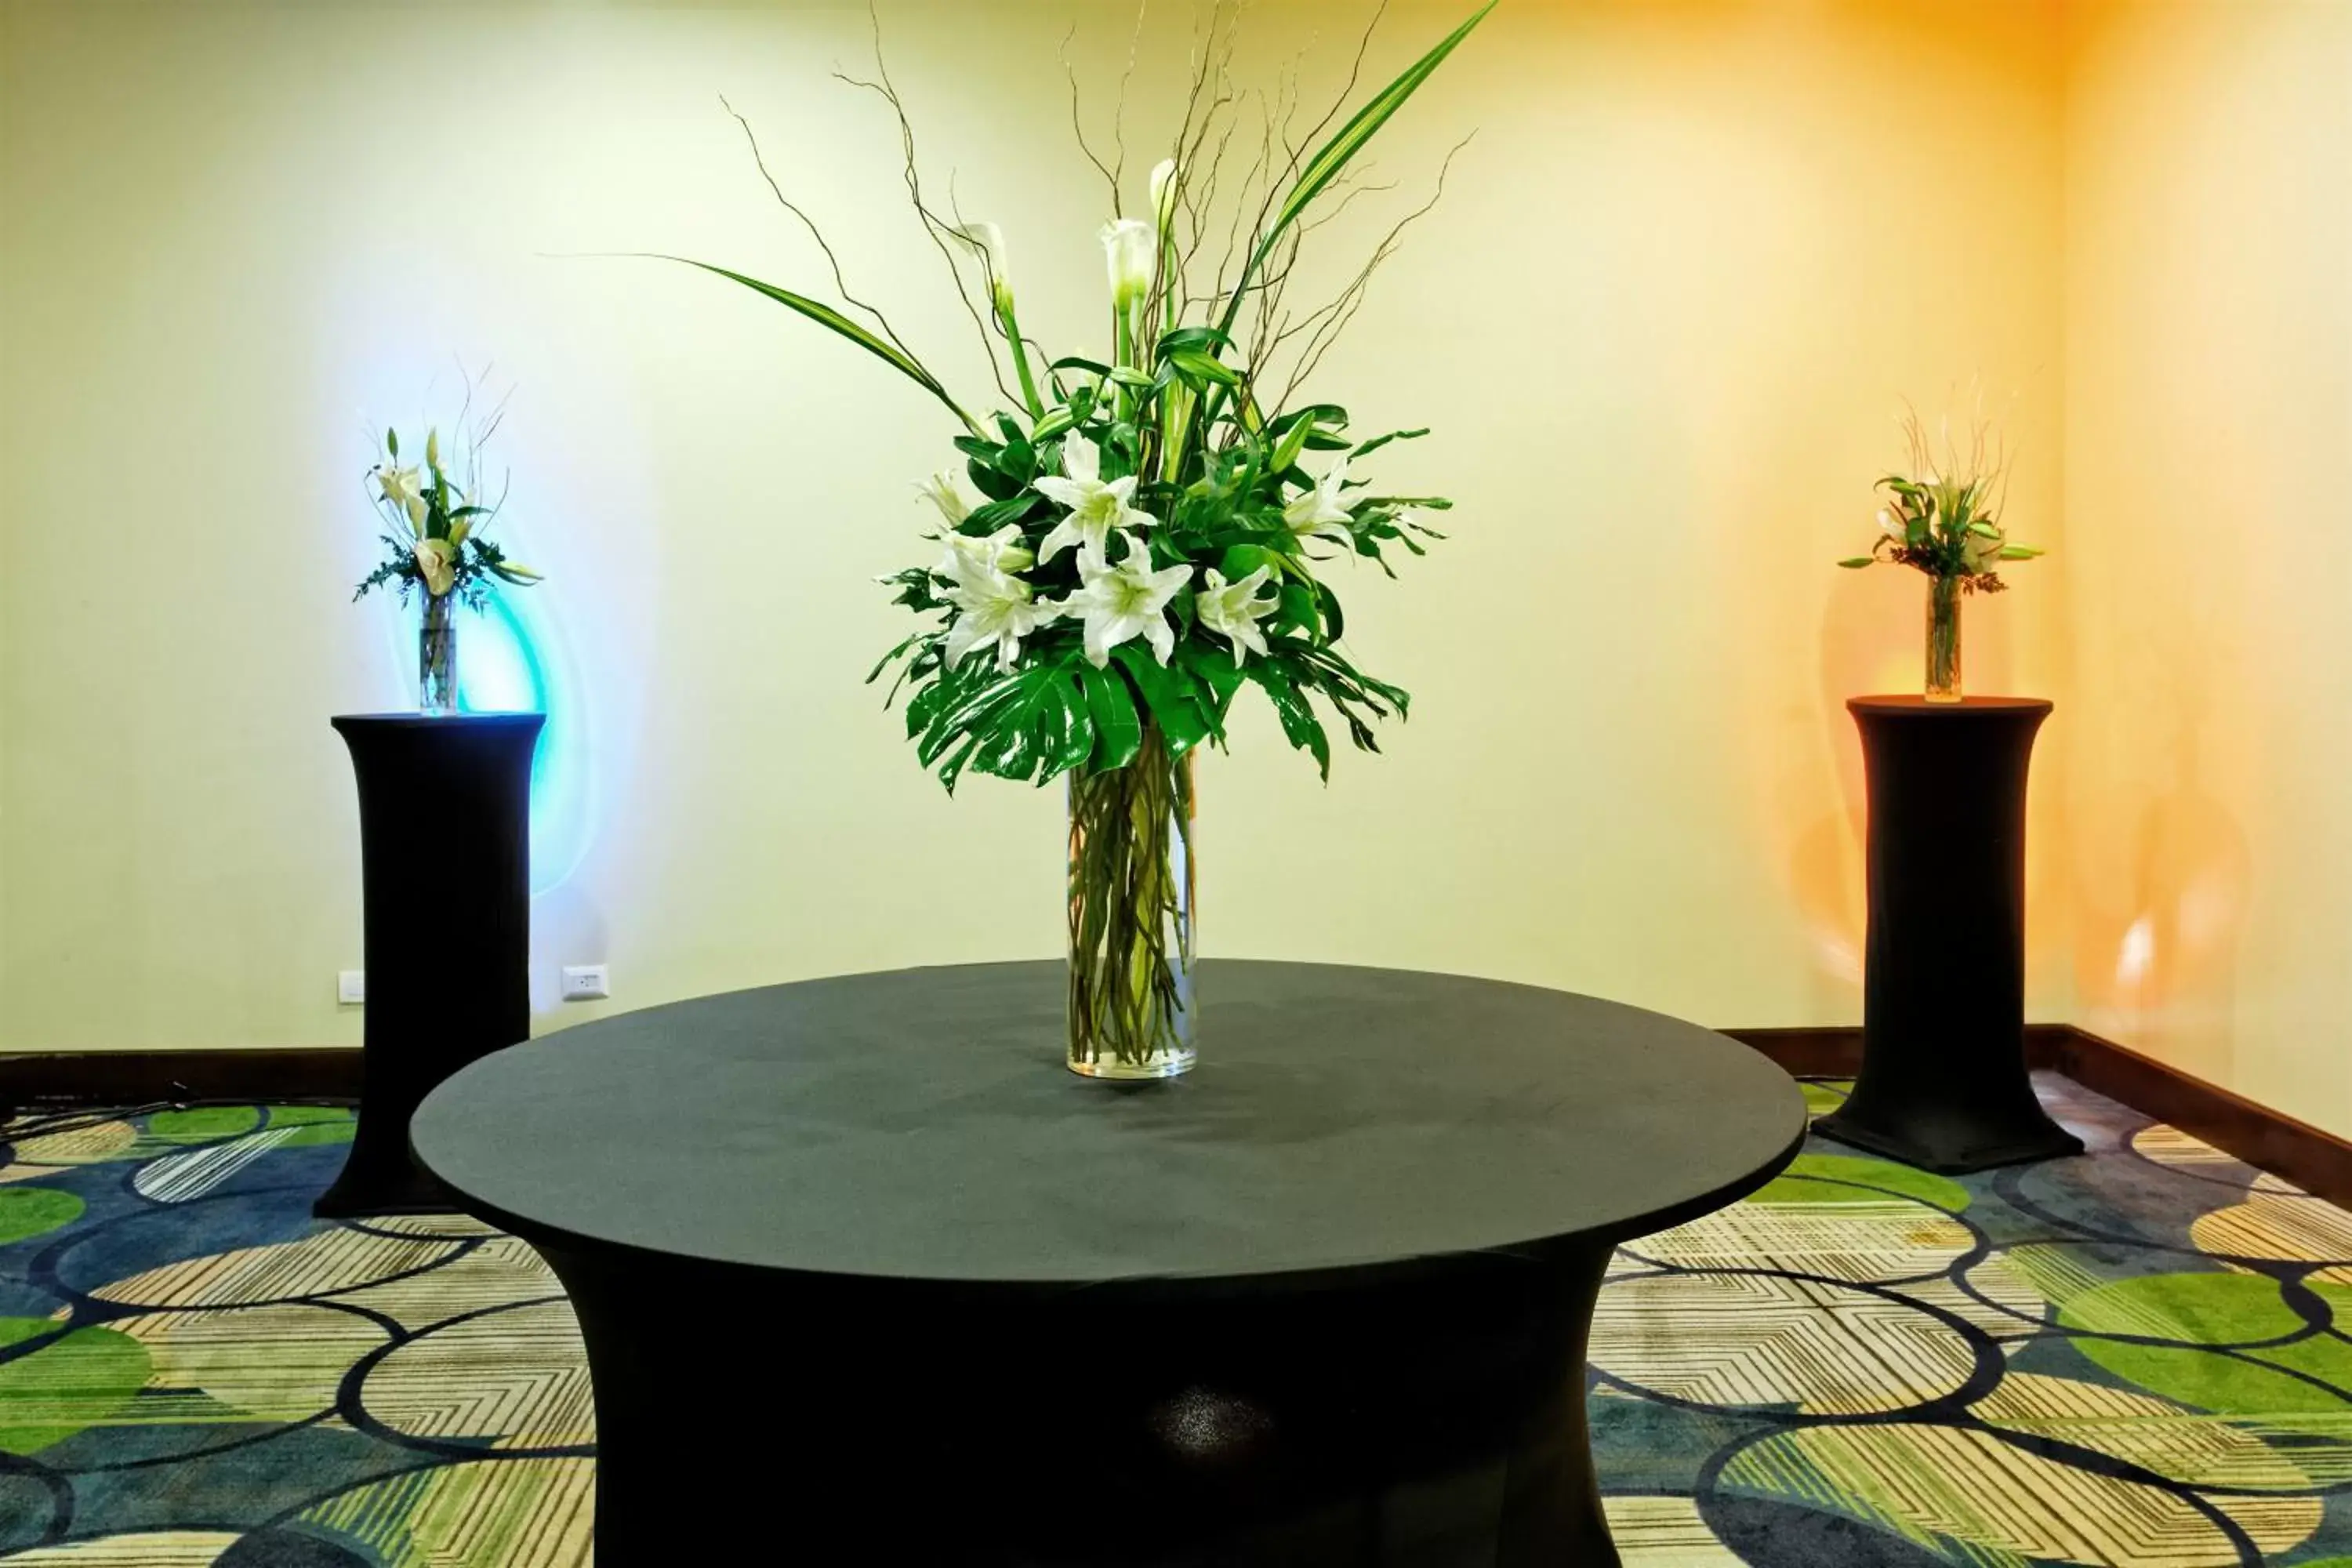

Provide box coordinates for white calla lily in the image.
[1149,158,1180,233]
[1033,434,1155,564]
[956,222,1016,324]
[945,567,1055,673]
[1283,456,1356,546]
[412,537,457,597]
[1193,565,1278,666]
[1100,217,1156,311]
[938,524,1035,581]
[1876,507,1905,541]
[917,470,972,528]
[1054,535,1194,668]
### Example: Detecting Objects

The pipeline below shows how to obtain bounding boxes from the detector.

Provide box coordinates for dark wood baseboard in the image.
[1728,1022,2352,1209]
[0,1049,358,1120]
[1719,1027,1864,1076]
[1722,1024,2078,1076]
[2038,1026,2352,1209]
[9,1026,2351,1210]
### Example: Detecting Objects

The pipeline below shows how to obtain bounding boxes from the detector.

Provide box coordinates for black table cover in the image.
[318,712,541,1216]
[1815,696,2082,1173]
[415,960,1805,1564]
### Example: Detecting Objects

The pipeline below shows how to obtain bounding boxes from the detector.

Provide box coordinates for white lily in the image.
[945,567,1054,673]
[1283,456,1356,547]
[916,471,971,528]
[376,462,425,521]
[1876,507,1905,541]
[956,222,1016,325]
[1100,217,1156,312]
[1193,565,1278,666]
[412,536,457,597]
[1054,535,1194,668]
[938,524,1035,582]
[1033,434,1154,564]
[1962,529,2005,574]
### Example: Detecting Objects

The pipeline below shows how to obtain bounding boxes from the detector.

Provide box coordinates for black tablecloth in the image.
[414,960,1806,1284]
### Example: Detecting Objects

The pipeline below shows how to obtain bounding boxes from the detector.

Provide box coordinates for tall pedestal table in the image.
[318,713,543,1218]
[1814,696,2082,1173]
[414,960,1806,1566]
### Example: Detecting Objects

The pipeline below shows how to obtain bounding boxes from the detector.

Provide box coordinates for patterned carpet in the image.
[1,1079,2350,1564]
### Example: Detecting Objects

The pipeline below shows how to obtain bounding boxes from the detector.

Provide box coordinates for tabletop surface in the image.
[330,713,546,729]
[1848,695,2053,716]
[412,960,1806,1287]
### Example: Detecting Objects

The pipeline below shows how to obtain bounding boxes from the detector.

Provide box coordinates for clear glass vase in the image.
[1926,575,1963,703]
[419,592,459,715]
[1066,724,1196,1080]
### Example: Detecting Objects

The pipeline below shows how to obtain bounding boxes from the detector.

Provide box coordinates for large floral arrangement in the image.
[673,2,1490,1075]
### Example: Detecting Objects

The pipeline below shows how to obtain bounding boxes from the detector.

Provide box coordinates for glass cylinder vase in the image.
[1066,724,1196,1080]
[1926,575,1963,703]
[419,592,459,716]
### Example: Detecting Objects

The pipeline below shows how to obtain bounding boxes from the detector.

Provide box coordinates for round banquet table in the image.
[411,960,1806,1566]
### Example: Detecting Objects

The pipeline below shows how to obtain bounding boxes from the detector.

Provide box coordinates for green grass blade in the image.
[1218,1,1494,338]
[1275,2,1494,236]
[656,256,980,433]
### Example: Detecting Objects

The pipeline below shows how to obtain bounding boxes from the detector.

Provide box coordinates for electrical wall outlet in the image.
[561,964,610,1002]
[336,971,366,1006]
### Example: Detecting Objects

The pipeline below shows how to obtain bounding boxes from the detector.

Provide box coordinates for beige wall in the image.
[0,1,2071,1052]
[2062,0,2352,1132]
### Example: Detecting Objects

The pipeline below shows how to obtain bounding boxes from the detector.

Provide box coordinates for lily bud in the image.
[956,222,1016,326]
[1100,217,1156,312]
[1149,158,1180,234]
[425,427,441,472]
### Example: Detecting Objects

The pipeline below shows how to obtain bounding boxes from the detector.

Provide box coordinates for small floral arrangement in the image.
[353,391,541,714]
[1838,403,2042,702]
[1838,405,2042,587]
[354,409,540,611]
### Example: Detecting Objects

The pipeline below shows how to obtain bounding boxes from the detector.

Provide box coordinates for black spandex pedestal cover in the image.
[413,960,1805,1566]
[1815,697,2083,1173]
[318,713,542,1217]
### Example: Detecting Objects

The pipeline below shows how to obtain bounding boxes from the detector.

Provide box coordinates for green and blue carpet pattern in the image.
[2,1080,2351,1563]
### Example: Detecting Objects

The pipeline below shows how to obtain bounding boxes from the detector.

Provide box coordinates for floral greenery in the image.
[1067,724,1195,1071]
[353,390,541,611]
[1838,404,2043,594]
[677,2,1491,792]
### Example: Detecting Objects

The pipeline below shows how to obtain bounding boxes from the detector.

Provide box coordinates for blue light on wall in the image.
[455,591,593,895]
[456,592,540,714]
